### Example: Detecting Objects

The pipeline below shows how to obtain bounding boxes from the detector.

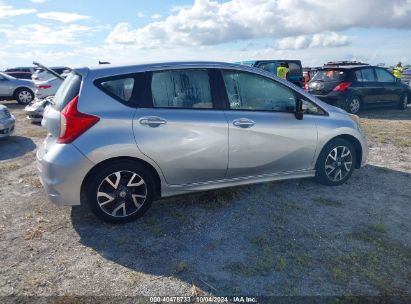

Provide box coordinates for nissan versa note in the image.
[37,62,368,223]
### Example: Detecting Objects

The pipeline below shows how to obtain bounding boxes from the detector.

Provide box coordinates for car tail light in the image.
[333,82,352,92]
[58,96,99,144]
[36,85,51,89]
[304,83,309,91]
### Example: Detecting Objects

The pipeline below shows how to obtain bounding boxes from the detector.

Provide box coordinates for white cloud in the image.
[150,14,162,20]
[37,11,90,23]
[31,0,47,3]
[277,32,350,50]
[105,0,411,48]
[0,24,92,45]
[0,5,36,17]
[137,12,144,18]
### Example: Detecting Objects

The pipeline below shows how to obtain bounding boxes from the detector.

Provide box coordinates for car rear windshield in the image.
[311,69,347,82]
[52,72,81,111]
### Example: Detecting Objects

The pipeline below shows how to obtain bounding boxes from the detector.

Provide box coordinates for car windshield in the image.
[312,69,347,82]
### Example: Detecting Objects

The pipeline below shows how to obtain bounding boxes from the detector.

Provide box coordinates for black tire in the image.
[85,160,155,224]
[344,95,361,114]
[398,94,408,110]
[315,138,357,186]
[14,88,34,105]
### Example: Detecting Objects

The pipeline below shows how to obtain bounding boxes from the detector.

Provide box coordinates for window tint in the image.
[312,69,346,82]
[355,68,376,82]
[52,72,82,111]
[287,62,302,77]
[258,62,276,73]
[100,78,135,102]
[375,68,395,82]
[222,70,296,112]
[151,69,213,109]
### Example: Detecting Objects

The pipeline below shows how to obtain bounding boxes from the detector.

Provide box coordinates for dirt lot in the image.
[1,101,410,299]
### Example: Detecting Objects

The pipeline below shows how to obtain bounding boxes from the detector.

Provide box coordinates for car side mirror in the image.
[295,99,305,120]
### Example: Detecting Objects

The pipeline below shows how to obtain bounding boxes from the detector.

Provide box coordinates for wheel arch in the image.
[318,134,363,169]
[80,156,162,201]
[13,86,34,97]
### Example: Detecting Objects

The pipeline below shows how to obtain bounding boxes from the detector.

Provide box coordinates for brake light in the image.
[333,82,352,92]
[58,96,99,144]
[36,85,51,89]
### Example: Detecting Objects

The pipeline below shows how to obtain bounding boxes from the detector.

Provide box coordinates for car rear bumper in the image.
[37,142,95,206]
[25,106,44,122]
[0,117,15,138]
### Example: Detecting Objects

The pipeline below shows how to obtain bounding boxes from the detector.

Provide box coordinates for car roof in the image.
[79,61,261,78]
[321,65,373,70]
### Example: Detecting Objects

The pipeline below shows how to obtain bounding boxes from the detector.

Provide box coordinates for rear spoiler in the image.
[32,61,65,80]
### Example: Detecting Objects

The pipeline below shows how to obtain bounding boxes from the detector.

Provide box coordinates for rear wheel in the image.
[345,95,361,114]
[85,160,155,223]
[14,88,34,105]
[315,138,356,186]
[398,94,408,110]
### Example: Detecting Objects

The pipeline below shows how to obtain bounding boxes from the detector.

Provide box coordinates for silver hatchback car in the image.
[38,62,368,223]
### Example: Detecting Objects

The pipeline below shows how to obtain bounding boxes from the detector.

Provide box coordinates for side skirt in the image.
[161,169,316,198]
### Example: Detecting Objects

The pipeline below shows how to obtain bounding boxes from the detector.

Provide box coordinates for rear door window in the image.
[52,72,82,111]
[355,68,376,82]
[312,70,346,82]
[151,69,213,109]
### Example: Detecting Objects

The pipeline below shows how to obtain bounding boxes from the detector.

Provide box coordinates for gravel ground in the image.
[0,101,410,300]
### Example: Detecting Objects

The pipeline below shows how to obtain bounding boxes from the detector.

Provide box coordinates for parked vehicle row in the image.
[4,65,70,81]
[37,61,368,223]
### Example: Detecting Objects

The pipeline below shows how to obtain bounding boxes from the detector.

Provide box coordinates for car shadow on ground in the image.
[0,102,25,110]
[0,136,36,161]
[71,165,411,296]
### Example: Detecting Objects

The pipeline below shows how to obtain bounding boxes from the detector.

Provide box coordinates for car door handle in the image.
[233,118,255,128]
[139,117,167,127]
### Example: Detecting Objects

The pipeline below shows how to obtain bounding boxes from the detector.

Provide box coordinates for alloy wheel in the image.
[324,146,353,182]
[18,91,33,104]
[349,98,360,114]
[96,170,147,218]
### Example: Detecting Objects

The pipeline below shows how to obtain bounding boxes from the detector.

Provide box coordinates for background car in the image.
[4,67,35,74]
[0,72,35,104]
[0,104,15,139]
[25,96,54,123]
[32,66,70,82]
[4,72,33,80]
[238,60,305,87]
[400,68,411,88]
[307,65,409,114]
[34,77,63,100]
[38,62,367,223]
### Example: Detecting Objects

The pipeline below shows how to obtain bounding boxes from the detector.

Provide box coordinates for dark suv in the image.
[238,60,304,87]
[307,65,410,114]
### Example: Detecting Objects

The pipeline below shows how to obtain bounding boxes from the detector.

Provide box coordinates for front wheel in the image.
[398,94,408,110]
[14,88,34,105]
[315,138,356,186]
[85,160,155,223]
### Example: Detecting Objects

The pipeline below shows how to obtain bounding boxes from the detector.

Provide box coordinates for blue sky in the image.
[1,0,411,69]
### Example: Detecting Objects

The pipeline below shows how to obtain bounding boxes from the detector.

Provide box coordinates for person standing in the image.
[277,63,289,80]
[392,62,404,79]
